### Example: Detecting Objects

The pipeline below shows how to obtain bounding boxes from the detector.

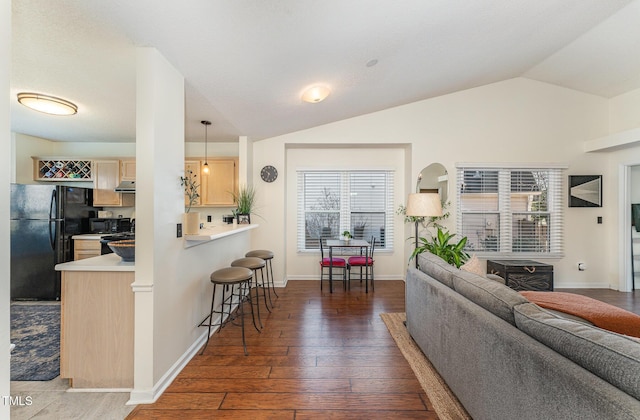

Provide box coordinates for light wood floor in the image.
[126,279,438,419]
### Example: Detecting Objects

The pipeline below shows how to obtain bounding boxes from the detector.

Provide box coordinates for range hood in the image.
[114,181,136,193]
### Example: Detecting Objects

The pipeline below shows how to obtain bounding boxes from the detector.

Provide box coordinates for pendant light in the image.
[201,120,211,175]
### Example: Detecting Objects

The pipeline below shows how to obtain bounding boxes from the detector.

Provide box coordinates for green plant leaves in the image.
[410,227,469,268]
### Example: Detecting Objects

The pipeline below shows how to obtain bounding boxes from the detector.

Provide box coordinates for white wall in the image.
[1,0,10,416]
[609,88,640,134]
[251,77,613,288]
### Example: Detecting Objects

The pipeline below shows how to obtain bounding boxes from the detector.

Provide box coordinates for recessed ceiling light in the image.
[17,92,78,116]
[301,85,331,103]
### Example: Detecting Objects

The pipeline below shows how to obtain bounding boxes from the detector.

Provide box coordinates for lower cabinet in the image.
[73,239,101,261]
[60,270,134,388]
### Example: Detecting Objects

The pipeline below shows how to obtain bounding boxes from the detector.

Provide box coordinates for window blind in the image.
[456,165,564,256]
[297,170,394,251]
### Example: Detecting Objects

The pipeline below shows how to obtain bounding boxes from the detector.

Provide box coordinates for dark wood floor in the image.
[558,288,640,315]
[126,280,640,419]
[127,280,439,419]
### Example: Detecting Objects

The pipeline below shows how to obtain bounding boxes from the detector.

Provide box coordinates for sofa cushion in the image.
[417,252,457,288]
[514,303,640,401]
[452,271,529,325]
[460,254,484,276]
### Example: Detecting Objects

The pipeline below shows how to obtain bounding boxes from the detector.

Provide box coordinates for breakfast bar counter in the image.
[55,253,134,272]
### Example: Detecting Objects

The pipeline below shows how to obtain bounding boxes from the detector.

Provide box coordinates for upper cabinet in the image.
[185,158,238,207]
[201,158,238,206]
[93,160,134,207]
[121,160,136,181]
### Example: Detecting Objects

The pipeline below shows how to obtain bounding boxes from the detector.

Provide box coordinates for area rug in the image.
[10,304,60,381]
[381,312,471,420]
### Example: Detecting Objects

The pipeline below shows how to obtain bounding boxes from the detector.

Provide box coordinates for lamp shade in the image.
[405,193,442,217]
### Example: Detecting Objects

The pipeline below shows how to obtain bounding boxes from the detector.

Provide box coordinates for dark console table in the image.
[486,259,553,291]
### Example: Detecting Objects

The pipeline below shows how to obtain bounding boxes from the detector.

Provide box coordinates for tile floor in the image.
[10,377,134,419]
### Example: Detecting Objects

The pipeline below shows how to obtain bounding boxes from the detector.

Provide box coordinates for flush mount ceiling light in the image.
[301,85,331,103]
[17,92,78,116]
[201,120,211,175]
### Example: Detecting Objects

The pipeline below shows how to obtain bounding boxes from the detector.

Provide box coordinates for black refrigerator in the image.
[10,184,98,300]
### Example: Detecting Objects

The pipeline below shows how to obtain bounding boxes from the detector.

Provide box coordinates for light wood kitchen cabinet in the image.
[200,158,238,206]
[93,160,134,207]
[120,160,136,181]
[60,270,134,388]
[73,238,101,260]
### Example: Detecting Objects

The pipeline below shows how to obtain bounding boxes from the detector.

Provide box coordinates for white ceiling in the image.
[10,0,640,143]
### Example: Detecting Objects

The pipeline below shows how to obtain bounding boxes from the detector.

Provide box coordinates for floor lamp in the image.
[406,193,443,268]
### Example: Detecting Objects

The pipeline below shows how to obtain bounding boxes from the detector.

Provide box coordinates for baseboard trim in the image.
[555,282,613,289]
[286,275,405,281]
[127,312,226,406]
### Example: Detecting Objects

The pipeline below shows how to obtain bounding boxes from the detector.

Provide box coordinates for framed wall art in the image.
[568,175,602,207]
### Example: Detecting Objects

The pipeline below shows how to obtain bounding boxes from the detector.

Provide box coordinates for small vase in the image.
[183,212,200,235]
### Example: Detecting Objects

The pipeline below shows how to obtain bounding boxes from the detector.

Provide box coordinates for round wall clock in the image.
[261,165,278,183]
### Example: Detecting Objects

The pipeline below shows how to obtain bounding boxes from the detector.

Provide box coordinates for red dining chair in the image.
[348,237,375,293]
[319,238,348,292]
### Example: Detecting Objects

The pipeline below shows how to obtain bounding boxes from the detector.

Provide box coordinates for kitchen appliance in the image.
[89,217,131,234]
[10,184,98,300]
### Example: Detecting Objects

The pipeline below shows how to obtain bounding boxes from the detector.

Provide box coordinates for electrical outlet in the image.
[177,223,182,238]
[597,216,602,224]
[207,215,212,222]
[578,262,586,271]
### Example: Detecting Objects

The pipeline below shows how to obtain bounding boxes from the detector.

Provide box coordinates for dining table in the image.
[326,239,370,293]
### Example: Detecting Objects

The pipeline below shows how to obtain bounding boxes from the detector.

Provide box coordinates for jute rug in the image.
[381,312,471,420]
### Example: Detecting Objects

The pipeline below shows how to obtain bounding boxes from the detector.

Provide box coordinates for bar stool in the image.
[231,257,269,328]
[245,250,277,307]
[199,266,255,356]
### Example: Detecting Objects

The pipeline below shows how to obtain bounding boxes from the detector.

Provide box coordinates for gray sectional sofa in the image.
[405,252,640,420]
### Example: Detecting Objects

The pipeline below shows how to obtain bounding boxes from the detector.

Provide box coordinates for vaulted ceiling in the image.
[10,0,640,143]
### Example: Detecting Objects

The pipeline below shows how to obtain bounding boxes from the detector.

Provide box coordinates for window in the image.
[456,164,564,256]
[297,170,394,251]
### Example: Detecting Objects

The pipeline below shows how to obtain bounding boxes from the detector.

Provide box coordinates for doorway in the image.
[621,164,640,292]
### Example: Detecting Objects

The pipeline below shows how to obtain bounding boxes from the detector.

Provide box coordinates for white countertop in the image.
[184,223,258,247]
[71,233,110,240]
[55,253,135,272]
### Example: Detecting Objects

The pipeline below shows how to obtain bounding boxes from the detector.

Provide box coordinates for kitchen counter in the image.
[55,253,134,272]
[71,233,110,240]
[184,223,258,247]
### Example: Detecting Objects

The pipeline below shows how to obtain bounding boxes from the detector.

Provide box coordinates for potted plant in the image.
[342,230,353,243]
[180,170,200,234]
[410,227,469,268]
[232,185,257,224]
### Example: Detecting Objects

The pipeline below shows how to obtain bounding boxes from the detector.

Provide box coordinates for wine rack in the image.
[34,158,93,181]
